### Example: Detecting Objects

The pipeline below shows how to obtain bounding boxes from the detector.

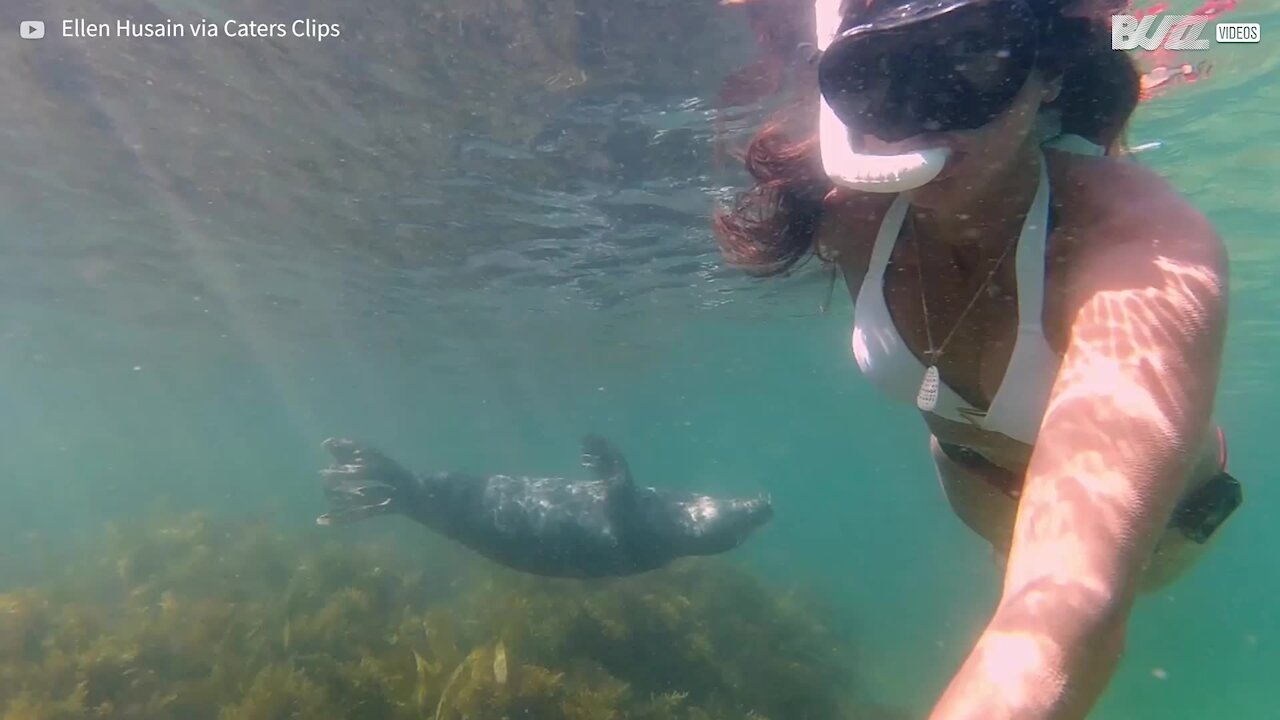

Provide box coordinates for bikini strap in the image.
[1012,155,1051,329]
[1041,133,1106,156]
[866,193,912,281]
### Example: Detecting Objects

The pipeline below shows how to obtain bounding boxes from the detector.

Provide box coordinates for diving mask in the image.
[813,0,1040,192]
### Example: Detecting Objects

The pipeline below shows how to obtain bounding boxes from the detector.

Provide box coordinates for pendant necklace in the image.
[911,213,1019,413]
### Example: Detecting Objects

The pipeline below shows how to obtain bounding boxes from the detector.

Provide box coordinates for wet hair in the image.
[712,0,1142,276]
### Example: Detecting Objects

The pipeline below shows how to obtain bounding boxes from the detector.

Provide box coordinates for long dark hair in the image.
[712,0,1142,277]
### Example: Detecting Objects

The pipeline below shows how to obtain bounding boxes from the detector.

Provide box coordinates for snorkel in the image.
[814,0,951,192]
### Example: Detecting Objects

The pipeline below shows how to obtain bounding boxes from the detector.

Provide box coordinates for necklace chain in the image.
[910,213,1019,365]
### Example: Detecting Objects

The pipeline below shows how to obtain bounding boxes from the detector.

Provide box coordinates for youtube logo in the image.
[20,21,45,39]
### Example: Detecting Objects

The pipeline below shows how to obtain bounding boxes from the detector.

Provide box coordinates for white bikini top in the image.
[851,135,1104,445]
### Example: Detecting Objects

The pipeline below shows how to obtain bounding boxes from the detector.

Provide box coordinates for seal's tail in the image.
[316,437,417,526]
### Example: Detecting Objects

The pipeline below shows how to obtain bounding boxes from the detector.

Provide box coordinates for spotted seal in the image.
[315,435,773,578]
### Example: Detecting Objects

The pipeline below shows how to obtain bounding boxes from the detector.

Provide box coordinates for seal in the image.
[315,435,774,578]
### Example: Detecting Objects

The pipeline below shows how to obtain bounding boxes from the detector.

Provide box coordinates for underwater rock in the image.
[0,511,902,720]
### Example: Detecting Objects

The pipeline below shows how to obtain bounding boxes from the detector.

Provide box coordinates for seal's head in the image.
[668,493,775,556]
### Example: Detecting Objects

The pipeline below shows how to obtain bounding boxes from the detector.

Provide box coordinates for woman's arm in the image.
[928,193,1229,720]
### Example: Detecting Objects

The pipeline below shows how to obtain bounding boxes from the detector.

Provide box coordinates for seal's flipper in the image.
[316,438,417,526]
[581,435,645,541]
[580,434,633,491]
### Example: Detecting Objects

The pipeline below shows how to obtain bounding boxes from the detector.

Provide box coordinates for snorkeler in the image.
[714,0,1242,717]
[313,435,773,578]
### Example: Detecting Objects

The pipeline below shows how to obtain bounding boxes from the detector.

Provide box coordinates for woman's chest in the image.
[877,244,1054,411]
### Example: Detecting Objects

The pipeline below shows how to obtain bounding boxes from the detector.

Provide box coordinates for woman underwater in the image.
[714,0,1243,717]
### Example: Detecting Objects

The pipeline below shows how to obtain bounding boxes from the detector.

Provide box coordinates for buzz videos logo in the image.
[1112,15,1260,50]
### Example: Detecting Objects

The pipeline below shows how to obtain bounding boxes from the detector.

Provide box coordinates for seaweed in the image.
[1,511,901,719]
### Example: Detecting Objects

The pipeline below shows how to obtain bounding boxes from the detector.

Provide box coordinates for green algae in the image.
[1,512,900,720]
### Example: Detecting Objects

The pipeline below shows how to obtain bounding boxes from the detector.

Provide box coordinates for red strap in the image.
[1217,426,1228,472]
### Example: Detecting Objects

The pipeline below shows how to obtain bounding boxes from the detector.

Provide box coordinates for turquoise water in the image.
[1,0,1277,717]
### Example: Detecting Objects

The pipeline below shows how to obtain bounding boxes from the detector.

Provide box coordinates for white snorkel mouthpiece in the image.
[815,0,951,193]
[818,99,950,193]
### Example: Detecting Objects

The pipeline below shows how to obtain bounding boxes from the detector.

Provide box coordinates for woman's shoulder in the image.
[814,189,897,279]
[1049,150,1223,262]
[1046,150,1227,340]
